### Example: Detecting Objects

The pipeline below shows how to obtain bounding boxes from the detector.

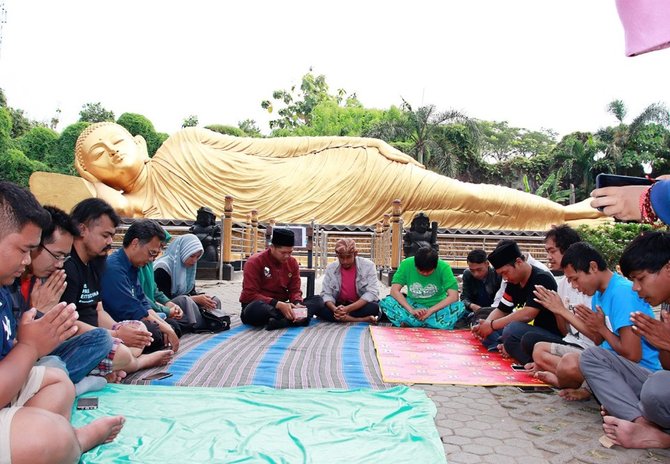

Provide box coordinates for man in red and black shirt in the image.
[240,228,323,330]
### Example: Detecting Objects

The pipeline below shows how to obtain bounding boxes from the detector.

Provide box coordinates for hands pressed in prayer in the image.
[574,304,606,335]
[18,302,79,357]
[533,285,568,314]
[631,311,670,352]
[30,270,67,313]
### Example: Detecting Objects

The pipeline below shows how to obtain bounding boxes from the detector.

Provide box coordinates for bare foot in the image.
[535,370,559,387]
[75,416,125,452]
[524,362,537,373]
[497,344,510,359]
[105,370,127,383]
[603,415,670,449]
[558,387,591,401]
[600,405,609,417]
[339,314,378,324]
[137,349,173,369]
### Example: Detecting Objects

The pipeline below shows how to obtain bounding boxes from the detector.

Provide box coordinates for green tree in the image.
[597,100,670,173]
[551,132,605,198]
[238,119,262,137]
[8,107,35,138]
[182,115,198,128]
[479,121,556,162]
[261,71,358,132]
[116,112,162,157]
[280,100,386,137]
[16,126,59,162]
[78,102,115,123]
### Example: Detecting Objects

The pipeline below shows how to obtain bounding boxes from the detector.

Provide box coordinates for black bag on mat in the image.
[195,308,231,333]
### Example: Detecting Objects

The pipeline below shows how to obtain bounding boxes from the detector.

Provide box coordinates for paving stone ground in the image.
[198,277,670,464]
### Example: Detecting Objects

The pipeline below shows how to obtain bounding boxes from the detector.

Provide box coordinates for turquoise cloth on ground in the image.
[380,295,466,329]
[73,384,446,464]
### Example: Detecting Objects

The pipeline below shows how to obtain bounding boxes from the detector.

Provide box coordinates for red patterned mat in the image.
[370,326,549,386]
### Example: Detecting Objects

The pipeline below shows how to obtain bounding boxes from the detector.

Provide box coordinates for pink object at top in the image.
[616,0,670,56]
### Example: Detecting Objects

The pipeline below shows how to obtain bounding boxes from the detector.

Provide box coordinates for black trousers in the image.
[312,300,380,322]
[241,295,324,327]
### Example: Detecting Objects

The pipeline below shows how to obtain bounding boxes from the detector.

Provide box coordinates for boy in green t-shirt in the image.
[380,247,465,329]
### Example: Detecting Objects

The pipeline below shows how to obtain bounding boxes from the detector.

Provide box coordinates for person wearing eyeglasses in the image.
[7,206,113,395]
[100,219,181,353]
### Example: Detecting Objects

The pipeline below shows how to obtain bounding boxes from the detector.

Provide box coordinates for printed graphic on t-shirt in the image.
[409,282,439,300]
[2,314,11,342]
[79,284,99,305]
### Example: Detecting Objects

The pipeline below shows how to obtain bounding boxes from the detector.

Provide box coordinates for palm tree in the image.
[364,99,480,170]
[599,100,670,170]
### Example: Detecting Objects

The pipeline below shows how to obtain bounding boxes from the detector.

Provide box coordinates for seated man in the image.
[8,206,112,393]
[0,181,124,463]
[380,246,465,329]
[529,226,596,392]
[580,232,669,448]
[63,199,173,373]
[471,241,561,362]
[314,238,380,323]
[551,241,661,398]
[239,228,323,330]
[100,219,183,349]
[460,249,502,323]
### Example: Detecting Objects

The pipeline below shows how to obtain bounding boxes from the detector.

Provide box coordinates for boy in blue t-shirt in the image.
[555,242,661,399]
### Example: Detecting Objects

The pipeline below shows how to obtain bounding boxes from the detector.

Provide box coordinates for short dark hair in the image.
[620,231,670,277]
[561,242,607,273]
[545,225,581,254]
[0,181,50,240]
[122,219,166,247]
[414,246,438,271]
[71,198,120,228]
[467,249,488,264]
[41,206,80,245]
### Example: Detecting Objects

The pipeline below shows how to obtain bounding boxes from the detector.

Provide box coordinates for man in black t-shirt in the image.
[471,240,561,364]
[63,198,173,373]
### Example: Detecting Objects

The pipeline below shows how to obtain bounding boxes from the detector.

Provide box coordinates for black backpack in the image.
[195,309,231,333]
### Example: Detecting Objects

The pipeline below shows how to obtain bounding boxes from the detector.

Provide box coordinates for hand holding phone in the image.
[591,174,653,220]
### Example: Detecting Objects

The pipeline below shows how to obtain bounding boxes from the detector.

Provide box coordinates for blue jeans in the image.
[501,321,564,365]
[47,328,113,383]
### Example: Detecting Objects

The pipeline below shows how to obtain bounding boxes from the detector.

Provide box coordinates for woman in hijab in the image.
[154,234,222,321]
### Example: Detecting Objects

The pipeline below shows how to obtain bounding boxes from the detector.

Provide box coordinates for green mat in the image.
[72,384,446,463]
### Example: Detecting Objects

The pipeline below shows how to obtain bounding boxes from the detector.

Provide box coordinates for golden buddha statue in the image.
[30,122,602,230]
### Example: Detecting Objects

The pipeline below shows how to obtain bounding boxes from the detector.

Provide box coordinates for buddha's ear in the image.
[134,134,150,162]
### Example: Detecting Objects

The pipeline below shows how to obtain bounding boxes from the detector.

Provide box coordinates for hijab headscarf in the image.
[154,234,204,296]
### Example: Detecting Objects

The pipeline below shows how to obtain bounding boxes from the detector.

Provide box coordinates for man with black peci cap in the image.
[471,240,561,364]
[239,228,323,330]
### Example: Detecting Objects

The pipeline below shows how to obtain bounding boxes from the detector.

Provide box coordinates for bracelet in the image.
[639,184,659,224]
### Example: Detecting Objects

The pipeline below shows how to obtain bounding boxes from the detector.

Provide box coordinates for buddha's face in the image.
[80,125,148,189]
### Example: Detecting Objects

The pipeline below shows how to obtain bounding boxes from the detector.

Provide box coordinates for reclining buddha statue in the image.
[30,122,602,230]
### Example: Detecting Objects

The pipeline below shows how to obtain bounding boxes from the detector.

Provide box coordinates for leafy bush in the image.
[45,121,89,175]
[117,112,162,157]
[205,124,246,137]
[0,147,50,187]
[576,222,657,269]
[17,126,59,162]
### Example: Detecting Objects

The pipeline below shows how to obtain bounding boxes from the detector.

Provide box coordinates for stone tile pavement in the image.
[197,276,670,464]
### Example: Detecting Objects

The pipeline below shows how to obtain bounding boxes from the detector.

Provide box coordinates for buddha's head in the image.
[75,122,150,191]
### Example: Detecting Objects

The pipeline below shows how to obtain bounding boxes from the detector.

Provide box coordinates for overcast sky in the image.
[1,0,669,138]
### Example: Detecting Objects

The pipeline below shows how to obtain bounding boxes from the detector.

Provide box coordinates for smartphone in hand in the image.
[595,173,652,189]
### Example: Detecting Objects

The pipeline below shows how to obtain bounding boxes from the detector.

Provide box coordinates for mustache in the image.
[103,245,112,252]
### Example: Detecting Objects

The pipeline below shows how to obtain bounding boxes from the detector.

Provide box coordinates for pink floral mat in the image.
[370,326,549,386]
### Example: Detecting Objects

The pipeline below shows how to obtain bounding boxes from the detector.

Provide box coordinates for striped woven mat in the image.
[123,317,390,389]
